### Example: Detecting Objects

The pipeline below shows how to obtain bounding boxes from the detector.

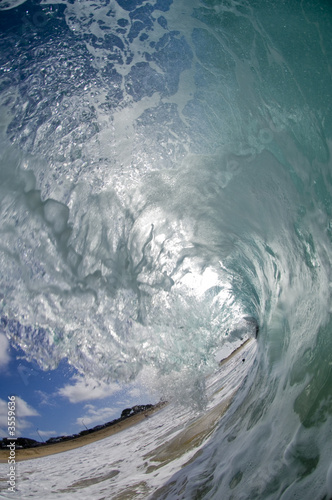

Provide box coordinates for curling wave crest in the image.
[0,0,332,497]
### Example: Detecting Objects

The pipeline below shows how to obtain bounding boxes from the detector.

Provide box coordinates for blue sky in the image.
[0,332,155,441]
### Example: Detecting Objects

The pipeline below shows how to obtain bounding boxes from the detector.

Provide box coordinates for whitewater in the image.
[0,0,332,498]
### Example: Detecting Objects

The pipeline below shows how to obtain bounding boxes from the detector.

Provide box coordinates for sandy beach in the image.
[0,403,165,463]
[0,340,252,464]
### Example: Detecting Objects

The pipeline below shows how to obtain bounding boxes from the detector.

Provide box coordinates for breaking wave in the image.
[0,0,332,497]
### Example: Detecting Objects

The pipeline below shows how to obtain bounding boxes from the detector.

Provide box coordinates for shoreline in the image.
[219,338,252,366]
[0,402,167,463]
[0,338,255,463]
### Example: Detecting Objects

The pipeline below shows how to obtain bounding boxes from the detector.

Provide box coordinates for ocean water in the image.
[0,0,332,498]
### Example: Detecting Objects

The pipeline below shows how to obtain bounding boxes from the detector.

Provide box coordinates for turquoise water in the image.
[0,0,332,497]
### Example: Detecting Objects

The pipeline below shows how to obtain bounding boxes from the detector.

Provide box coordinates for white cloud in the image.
[76,404,120,427]
[127,387,142,398]
[0,333,10,369]
[58,376,120,403]
[0,397,40,436]
[15,396,40,417]
[0,427,8,438]
[37,430,57,438]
